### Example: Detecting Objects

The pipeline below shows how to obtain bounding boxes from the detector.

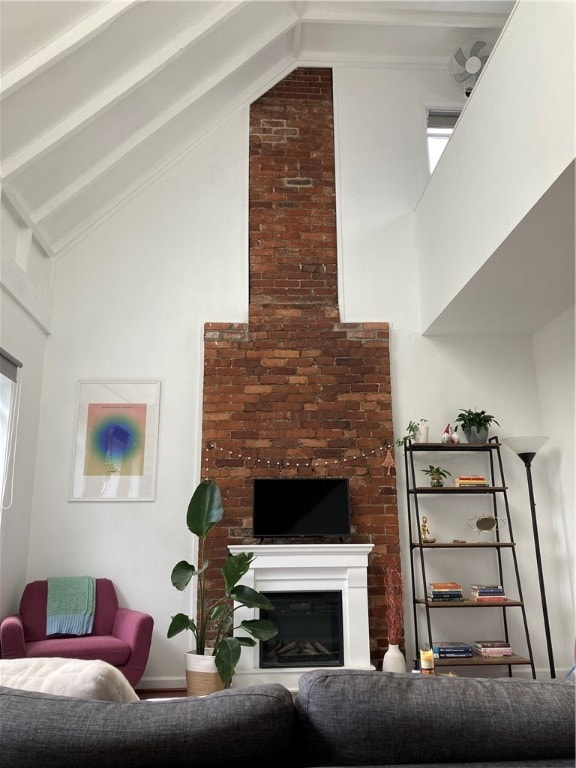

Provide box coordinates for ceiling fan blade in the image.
[454,71,472,83]
[454,47,468,67]
[470,40,487,57]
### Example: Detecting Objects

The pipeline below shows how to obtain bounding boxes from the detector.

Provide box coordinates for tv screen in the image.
[252,478,350,538]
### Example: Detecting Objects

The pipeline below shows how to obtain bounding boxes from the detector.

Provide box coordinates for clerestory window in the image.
[1,348,22,511]
[427,110,461,173]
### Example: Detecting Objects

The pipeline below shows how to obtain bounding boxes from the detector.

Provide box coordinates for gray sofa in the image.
[1,668,573,767]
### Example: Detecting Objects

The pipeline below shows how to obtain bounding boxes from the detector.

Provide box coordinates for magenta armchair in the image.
[0,579,153,686]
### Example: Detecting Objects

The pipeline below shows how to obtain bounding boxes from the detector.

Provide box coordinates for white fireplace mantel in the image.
[228,543,374,690]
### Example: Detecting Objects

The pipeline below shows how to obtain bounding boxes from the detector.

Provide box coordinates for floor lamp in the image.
[503,436,556,679]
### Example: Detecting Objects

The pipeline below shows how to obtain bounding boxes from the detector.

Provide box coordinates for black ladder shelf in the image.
[404,437,536,677]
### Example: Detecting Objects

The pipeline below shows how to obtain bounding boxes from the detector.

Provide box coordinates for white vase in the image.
[382,643,407,673]
[415,424,429,443]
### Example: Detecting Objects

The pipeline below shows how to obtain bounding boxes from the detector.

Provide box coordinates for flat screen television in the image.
[252,477,350,538]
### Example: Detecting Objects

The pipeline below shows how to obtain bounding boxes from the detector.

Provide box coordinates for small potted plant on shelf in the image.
[396,418,428,447]
[421,465,451,488]
[168,479,278,695]
[454,408,499,444]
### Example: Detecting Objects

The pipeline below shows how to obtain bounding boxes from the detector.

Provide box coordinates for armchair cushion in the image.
[25,636,130,666]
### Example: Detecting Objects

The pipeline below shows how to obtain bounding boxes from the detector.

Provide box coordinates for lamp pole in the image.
[516,449,556,679]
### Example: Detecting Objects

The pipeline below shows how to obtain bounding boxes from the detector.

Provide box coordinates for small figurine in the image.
[451,429,460,444]
[420,516,436,543]
[441,423,452,443]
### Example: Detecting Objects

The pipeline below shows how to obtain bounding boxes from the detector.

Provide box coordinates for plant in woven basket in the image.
[168,479,278,687]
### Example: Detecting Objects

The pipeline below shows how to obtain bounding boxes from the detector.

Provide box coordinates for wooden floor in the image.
[137,688,187,700]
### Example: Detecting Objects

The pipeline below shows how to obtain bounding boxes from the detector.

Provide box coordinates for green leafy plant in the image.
[454,408,499,432]
[421,465,451,479]
[168,479,278,687]
[396,419,428,447]
[455,408,500,440]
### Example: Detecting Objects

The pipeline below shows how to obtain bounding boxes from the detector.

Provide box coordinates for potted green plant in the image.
[421,465,451,488]
[396,418,428,447]
[168,479,278,694]
[454,408,500,444]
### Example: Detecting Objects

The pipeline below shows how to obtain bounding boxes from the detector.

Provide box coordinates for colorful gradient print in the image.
[84,403,147,476]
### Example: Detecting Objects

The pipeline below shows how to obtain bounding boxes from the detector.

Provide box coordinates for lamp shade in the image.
[502,436,548,456]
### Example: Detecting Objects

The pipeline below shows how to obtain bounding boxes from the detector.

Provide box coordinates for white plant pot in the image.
[185,650,225,697]
[415,425,429,443]
[382,643,407,673]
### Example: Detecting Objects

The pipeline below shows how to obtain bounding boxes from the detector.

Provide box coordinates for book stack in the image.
[432,641,473,659]
[453,475,488,487]
[427,582,463,601]
[473,640,513,657]
[470,584,507,602]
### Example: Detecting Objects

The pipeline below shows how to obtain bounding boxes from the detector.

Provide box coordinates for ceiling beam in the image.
[1,184,56,258]
[1,1,249,181]
[301,5,511,29]
[35,11,301,231]
[0,2,137,99]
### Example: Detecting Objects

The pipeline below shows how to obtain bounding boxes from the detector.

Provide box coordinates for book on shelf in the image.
[428,592,464,602]
[433,641,473,658]
[454,475,488,487]
[470,584,507,600]
[470,584,504,594]
[427,581,463,600]
[473,640,512,656]
[428,582,462,591]
[471,595,508,602]
[475,647,514,657]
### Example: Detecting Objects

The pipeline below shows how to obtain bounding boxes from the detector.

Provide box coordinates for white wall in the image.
[1,201,51,617]
[335,61,574,676]
[24,112,249,687]
[533,306,575,659]
[415,0,575,331]
[6,44,573,685]
[0,293,47,617]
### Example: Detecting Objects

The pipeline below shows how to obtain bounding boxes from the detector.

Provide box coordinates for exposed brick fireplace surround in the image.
[201,68,401,668]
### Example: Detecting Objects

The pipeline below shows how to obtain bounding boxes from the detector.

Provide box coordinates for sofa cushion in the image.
[296,669,575,767]
[0,682,297,768]
[0,657,139,702]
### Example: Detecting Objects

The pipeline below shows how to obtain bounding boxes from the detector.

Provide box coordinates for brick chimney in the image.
[201,68,401,665]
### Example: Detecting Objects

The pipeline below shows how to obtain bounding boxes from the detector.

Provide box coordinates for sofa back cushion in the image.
[0,683,297,768]
[20,579,118,640]
[296,669,575,766]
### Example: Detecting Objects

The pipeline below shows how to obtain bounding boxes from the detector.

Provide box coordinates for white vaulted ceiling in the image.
[0,1,512,258]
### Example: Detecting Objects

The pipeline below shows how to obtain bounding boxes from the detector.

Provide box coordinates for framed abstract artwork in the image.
[71,380,160,501]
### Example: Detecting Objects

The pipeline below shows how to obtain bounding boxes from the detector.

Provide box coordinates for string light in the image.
[203,442,395,470]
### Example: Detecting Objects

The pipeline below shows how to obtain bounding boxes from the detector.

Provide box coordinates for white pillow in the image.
[0,657,140,702]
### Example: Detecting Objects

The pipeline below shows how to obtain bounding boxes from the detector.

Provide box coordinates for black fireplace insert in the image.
[259,591,344,668]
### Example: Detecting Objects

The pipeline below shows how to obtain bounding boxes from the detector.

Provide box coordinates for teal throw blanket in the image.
[46,576,96,636]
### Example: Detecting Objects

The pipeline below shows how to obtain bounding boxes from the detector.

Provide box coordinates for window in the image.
[1,348,22,510]
[427,110,460,173]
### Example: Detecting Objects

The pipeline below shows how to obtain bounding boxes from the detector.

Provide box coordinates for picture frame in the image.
[71,380,160,501]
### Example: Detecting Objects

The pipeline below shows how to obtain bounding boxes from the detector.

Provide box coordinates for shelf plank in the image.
[411,542,515,549]
[435,654,531,667]
[416,599,523,608]
[409,486,507,494]
[406,442,500,451]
